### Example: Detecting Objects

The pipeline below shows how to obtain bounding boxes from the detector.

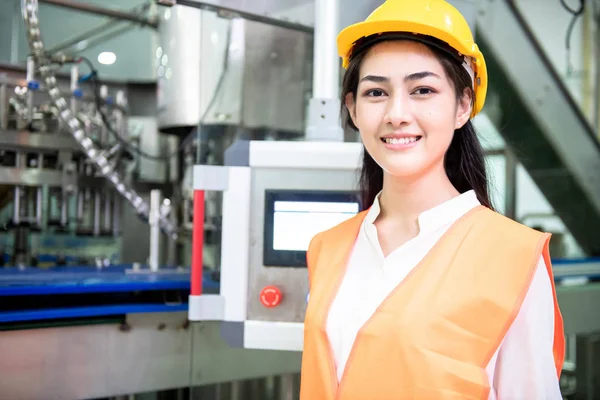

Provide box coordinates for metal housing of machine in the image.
[156,4,312,136]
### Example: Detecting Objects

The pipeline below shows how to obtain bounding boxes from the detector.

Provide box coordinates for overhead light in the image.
[98,51,116,65]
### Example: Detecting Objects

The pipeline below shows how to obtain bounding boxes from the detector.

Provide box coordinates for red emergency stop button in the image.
[260,285,282,308]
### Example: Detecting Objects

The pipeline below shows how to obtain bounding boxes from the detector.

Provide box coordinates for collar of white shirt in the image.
[363,189,482,234]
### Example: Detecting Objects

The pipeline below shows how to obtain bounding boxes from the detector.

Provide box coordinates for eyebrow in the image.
[359,71,441,83]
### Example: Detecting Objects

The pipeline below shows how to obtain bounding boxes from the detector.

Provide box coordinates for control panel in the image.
[191,139,363,351]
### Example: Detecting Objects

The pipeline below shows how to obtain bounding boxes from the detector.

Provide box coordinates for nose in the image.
[384,93,412,127]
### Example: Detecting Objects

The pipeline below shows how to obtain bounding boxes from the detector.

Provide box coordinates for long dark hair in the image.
[341,34,493,211]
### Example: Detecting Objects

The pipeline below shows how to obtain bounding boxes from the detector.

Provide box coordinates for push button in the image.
[260,285,282,308]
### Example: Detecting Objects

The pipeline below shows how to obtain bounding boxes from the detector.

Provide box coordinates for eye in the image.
[364,89,387,97]
[412,87,435,96]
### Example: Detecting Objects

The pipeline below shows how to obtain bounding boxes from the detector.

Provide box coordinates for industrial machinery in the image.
[190,140,362,351]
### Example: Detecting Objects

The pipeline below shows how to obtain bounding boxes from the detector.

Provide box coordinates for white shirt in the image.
[326,190,562,400]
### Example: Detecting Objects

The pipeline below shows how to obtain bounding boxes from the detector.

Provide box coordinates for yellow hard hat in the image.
[337,0,487,117]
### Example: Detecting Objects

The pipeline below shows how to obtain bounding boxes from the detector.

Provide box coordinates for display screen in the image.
[273,201,359,251]
[263,190,360,267]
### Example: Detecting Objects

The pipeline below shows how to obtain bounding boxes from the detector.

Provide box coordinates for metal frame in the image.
[477,0,600,255]
[190,141,362,351]
[39,0,158,28]
[0,312,302,399]
[170,0,314,32]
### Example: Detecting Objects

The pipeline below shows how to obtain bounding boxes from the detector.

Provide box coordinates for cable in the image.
[560,0,585,75]
[75,19,234,162]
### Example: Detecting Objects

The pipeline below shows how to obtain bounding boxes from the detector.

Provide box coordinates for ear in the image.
[345,92,358,128]
[455,88,472,129]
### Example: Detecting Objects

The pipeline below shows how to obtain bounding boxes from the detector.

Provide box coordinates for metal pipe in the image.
[13,187,21,225]
[60,190,68,227]
[67,24,137,57]
[103,193,112,234]
[0,84,7,130]
[149,189,161,271]
[47,18,125,54]
[46,3,150,54]
[10,0,20,64]
[26,56,34,125]
[38,0,158,28]
[191,190,205,295]
[278,374,296,400]
[93,191,101,236]
[176,0,312,33]
[504,147,518,220]
[36,187,43,227]
[313,0,340,100]
[70,65,78,114]
[112,193,120,236]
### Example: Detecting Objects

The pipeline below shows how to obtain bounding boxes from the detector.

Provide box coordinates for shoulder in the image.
[466,208,552,266]
[475,207,548,243]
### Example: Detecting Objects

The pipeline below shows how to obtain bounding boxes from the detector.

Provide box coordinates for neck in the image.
[378,165,460,225]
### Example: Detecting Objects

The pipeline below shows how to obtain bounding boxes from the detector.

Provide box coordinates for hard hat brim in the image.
[338,20,477,65]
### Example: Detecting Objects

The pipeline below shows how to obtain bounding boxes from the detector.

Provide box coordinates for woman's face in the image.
[345,40,471,180]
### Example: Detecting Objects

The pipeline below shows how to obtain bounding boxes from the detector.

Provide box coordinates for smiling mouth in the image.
[381,136,422,145]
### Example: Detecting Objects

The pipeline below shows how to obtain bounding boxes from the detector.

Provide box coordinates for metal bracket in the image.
[305,98,343,142]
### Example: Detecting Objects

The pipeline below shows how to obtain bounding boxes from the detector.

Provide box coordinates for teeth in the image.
[383,137,418,145]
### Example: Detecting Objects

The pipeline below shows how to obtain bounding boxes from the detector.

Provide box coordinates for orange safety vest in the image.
[300,205,564,400]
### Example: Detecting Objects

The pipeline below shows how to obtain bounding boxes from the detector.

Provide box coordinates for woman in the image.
[300,1,565,399]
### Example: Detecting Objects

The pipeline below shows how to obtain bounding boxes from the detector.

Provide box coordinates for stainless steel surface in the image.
[246,167,358,322]
[155,3,203,132]
[305,97,343,141]
[156,6,241,133]
[0,129,79,151]
[313,0,339,100]
[241,20,310,134]
[0,313,190,400]
[0,166,64,186]
[158,9,309,135]
[135,117,169,183]
[477,0,600,255]
[39,0,158,28]
[0,313,302,399]
[190,321,302,386]
[149,189,161,271]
